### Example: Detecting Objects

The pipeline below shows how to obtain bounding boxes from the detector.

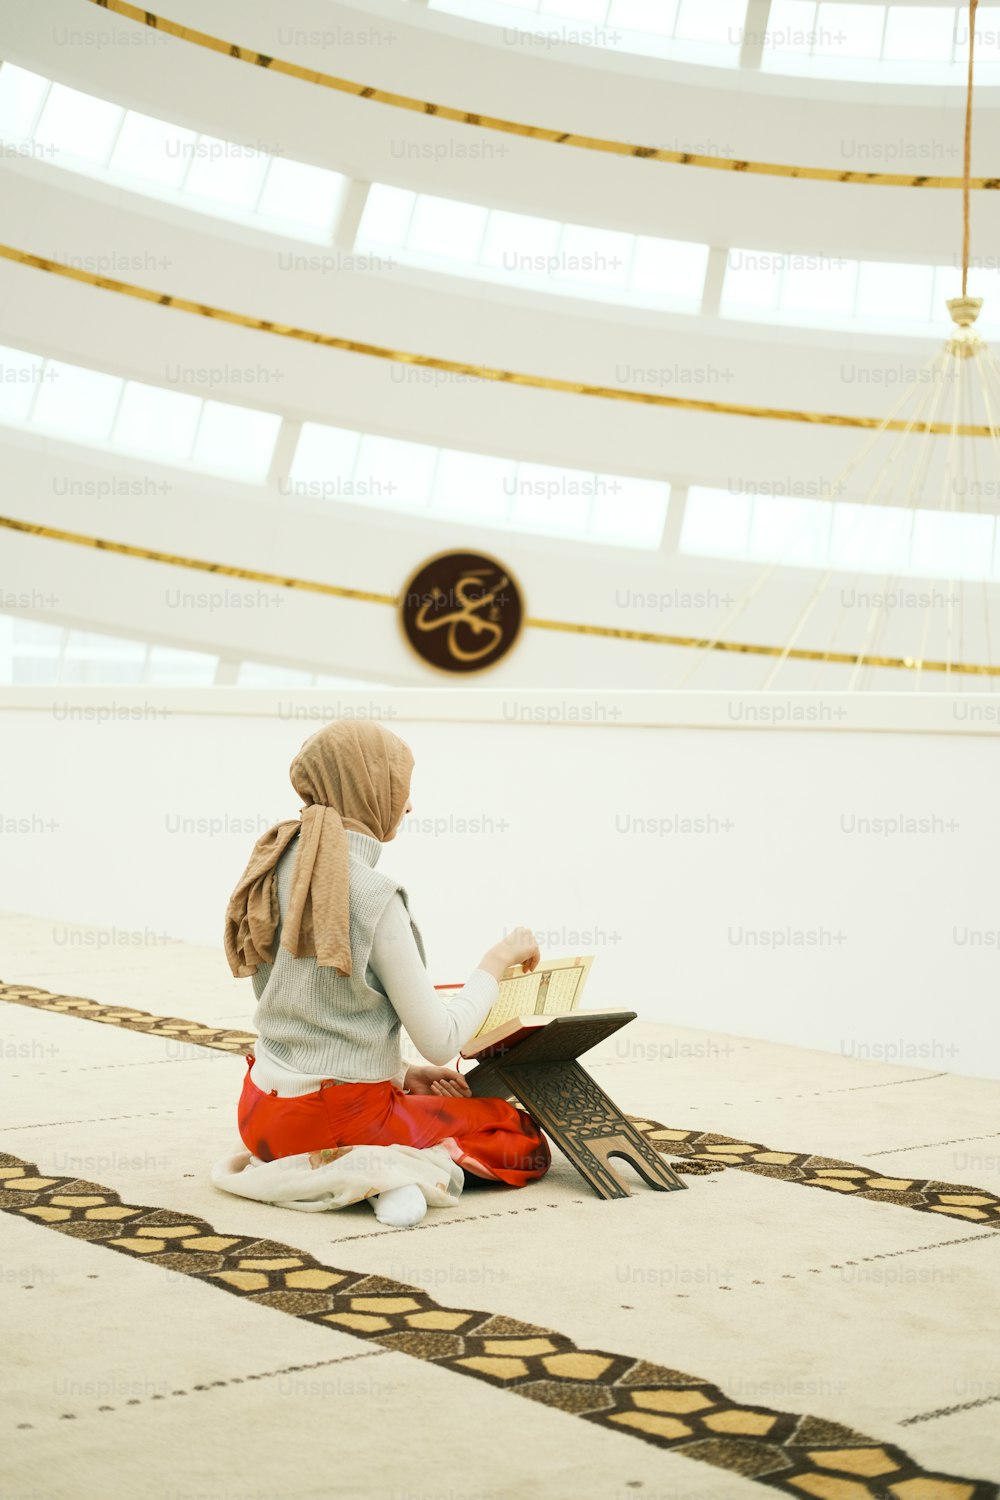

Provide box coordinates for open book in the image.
[440,954,597,1059]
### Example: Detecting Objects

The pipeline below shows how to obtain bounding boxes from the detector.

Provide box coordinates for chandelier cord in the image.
[962,0,979,295]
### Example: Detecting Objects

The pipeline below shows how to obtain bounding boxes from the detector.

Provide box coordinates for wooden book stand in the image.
[462,1011,687,1200]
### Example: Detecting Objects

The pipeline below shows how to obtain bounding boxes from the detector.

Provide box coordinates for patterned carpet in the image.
[3,977,998,1497]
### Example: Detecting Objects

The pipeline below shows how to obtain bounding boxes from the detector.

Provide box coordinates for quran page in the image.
[470,969,542,1040]
[466,956,594,1041]
[542,964,589,1014]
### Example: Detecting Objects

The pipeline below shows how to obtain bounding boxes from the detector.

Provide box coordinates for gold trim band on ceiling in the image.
[0,244,992,436]
[88,0,1000,191]
[3,514,998,677]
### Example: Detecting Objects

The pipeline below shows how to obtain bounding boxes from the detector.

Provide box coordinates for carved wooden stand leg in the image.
[468,1057,687,1200]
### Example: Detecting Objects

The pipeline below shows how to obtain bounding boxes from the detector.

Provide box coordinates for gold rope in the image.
[0,244,993,436]
[85,0,999,191]
[4,513,999,676]
[962,0,980,294]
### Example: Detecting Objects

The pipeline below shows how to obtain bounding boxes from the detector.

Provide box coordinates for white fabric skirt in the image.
[211,1142,464,1214]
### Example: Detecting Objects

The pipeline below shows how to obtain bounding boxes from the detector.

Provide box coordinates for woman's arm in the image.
[370,895,540,1066]
[370,895,495,1065]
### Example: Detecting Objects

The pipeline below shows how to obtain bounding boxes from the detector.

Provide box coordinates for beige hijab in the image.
[224,720,414,979]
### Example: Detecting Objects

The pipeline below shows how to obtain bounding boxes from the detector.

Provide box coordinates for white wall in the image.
[2,687,998,1078]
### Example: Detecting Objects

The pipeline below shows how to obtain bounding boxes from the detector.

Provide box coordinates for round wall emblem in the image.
[399,550,524,674]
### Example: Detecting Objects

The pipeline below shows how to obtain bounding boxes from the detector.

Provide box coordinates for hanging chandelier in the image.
[674,0,1000,691]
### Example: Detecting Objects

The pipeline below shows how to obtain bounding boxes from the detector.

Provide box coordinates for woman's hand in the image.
[404,1064,471,1098]
[480,926,541,981]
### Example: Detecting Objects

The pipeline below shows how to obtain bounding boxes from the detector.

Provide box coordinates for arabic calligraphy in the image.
[400,552,523,674]
[413,569,509,662]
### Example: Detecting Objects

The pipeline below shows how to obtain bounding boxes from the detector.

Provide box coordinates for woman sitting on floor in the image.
[223,719,550,1225]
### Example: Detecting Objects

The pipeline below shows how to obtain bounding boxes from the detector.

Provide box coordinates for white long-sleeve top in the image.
[249,890,498,1098]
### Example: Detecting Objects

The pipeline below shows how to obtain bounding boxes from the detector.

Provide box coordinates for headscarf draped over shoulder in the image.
[223,720,414,978]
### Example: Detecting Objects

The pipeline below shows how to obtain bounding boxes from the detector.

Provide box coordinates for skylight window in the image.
[509,466,592,534]
[541,0,606,22]
[608,0,680,38]
[721,251,782,313]
[0,62,347,240]
[764,0,814,55]
[426,0,1000,76]
[0,62,47,139]
[426,0,740,62]
[674,0,745,45]
[237,662,315,687]
[630,235,708,299]
[359,184,416,245]
[406,194,489,262]
[0,615,63,686]
[290,424,362,486]
[182,135,271,211]
[829,502,912,572]
[0,344,45,423]
[480,211,561,270]
[0,340,280,481]
[591,475,668,546]
[355,433,439,509]
[683,487,1000,582]
[146,645,219,685]
[558,223,632,288]
[358,184,708,310]
[681,489,753,556]
[0,614,227,686]
[193,401,281,481]
[956,8,1000,61]
[0,613,378,688]
[112,381,202,463]
[883,6,955,62]
[812,3,885,58]
[289,421,669,548]
[747,495,832,565]
[910,509,994,580]
[720,249,993,334]
[32,81,123,164]
[780,257,858,317]
[108,110,194,189]
[763,1,1000,77]
[32,361,123,442]
[62,628,147,684]
[432,450,514,522]
[256,157,345,231]
[855,262,935,323]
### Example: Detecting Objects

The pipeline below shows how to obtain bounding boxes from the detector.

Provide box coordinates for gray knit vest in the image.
[250,827,426,1080]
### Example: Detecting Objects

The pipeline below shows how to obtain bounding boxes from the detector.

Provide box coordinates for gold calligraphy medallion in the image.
[399,551,524,674]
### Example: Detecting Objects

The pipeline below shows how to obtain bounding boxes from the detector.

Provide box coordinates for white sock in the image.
[371,1183,427,1227]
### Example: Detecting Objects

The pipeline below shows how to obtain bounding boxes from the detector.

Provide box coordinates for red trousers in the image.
[237,1057,550,1187]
